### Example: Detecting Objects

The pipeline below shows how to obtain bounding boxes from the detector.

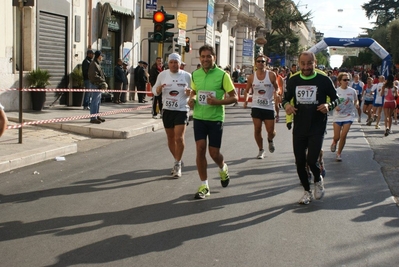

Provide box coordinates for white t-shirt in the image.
[0,103,4,110]
[152,69,191,112]
[333,87,357,122]
[371,82,384,104]
[251,70,275,110]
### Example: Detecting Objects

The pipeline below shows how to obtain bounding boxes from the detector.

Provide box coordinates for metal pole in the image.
[18,0,24,144]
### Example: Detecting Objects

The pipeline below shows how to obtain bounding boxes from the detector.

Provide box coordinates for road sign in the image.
[178,29,186,46]
[177,12,188,30]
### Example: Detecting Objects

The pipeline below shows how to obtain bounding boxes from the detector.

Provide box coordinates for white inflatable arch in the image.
[308,37,392,78]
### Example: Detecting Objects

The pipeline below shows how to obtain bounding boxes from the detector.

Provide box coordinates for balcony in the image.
[215,0,239,9]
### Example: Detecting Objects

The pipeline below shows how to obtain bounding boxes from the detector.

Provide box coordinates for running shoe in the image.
[257,149,265,159]
[298,190,313,205]
[366,120,372,126]
[384,129,389,136]
[358,117,361,123]
[336,154,342,162]
[375,124,380,129]
[320,165,326,178]
[219,163,230,187]
[172,163,182,178]
[330,142,336,152]
[394,121,398,125]
[170,161,184,174]
[389,129,393,134]
[152,115,157,119]
[314,177,325,200]
[268,140,275,153]
[194,184,210,199]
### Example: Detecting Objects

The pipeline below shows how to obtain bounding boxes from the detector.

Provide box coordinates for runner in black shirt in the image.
[282,51,340,205]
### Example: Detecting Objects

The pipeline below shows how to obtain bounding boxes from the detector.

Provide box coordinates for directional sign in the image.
[329,47,359,57]
[177,12,188,30]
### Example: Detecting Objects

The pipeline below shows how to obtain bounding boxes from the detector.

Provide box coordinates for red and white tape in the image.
[0,88,151,93]
[6,104,152,129]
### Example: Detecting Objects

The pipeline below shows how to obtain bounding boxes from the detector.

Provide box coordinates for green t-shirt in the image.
[191,65,235,122]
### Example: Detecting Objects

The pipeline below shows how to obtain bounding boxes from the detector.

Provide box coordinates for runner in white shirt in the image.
[243,54,279,159]
[371,76,385,129]
[330,72,358,162]
[152,53,192,178]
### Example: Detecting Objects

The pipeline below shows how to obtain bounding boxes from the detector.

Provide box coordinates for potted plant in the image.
[68,65,85,106]
[26,68,51,111]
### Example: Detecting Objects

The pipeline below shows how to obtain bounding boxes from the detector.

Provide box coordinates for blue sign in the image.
[242,39,253,57]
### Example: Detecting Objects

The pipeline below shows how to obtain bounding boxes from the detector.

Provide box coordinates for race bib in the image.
[296,85,317,104]
[165,98,179,109]
[198,90,216,105]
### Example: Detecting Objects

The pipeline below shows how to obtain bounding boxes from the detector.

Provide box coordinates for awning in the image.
[97,2,134,42]
[107,2,134,17]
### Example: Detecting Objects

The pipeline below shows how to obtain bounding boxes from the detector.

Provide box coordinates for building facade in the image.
[0,0,266,111]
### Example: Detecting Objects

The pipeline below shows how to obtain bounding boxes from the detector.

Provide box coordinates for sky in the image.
[297,0,376,68]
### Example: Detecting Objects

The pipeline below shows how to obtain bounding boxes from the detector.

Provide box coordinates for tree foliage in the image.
[263,0,312,57]
[362,0,399,26]
[388,20,399,65]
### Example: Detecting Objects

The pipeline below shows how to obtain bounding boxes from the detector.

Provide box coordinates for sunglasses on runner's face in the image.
[342,79,350,81]
[257,60,266,63]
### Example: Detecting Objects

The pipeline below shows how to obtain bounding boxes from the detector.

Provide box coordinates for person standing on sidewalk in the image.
[136,61,149,103]
[88,51,107,124]
[152,53,191,178]
[113,58,127,104]
[243,54,279,159]
[188,44,238,199]
[0,102,7,137]
[149,57,164,118]
[330,72,358,162]
[82,50,94,110]
[282,51,340,205]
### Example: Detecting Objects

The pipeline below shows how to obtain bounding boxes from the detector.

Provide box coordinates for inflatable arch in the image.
[308,37,392,78]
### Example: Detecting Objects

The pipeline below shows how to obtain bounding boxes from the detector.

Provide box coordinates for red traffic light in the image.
[153,11,165,23]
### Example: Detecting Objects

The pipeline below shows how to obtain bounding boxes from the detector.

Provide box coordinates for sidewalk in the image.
[0,101,163,174]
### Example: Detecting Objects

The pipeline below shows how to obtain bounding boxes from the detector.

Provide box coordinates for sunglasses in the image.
[256,60,266,63]
[342,79,350,82]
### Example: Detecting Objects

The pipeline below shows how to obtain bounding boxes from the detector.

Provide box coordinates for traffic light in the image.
[152,6,175,42]
[174,38,181,53]
[184,37,190,53]
[163,9,175,41]
[153,10,165,42]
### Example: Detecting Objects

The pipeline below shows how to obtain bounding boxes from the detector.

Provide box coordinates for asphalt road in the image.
[0,107,398,267]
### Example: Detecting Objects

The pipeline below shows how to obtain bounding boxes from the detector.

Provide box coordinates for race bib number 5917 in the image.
[296,85,317,104]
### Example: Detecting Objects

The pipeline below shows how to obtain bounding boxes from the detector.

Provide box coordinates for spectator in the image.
[82,50,94,110]
[113,58,127,104]
[136,61,149,103]
[149,57,164,118]
[88,50,107,124]
[121,62,129,103]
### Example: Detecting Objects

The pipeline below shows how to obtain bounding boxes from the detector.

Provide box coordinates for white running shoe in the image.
[172,163,182,178]
[298,190,314,205]
[314,177,325,200]
[257,149,265,159]
[336,154,342,162]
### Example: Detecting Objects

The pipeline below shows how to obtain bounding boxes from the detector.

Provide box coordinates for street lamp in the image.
[280,39,291,67]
